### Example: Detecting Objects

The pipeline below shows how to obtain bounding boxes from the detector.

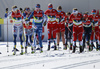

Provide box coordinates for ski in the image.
[12,48,19,52]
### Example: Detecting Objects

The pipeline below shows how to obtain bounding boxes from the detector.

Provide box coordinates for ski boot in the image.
[96,46,100,51]
[88,45,92,51]
[83,41,86,49]
[40,47,43,53]
[96,42,99,51]
[72,46,76,53]
[28,42,31,46]
[54,45,57,50]
[31,47,34,54]
[70,44,72,50]
[31,47,36,54]
[13,48,16,55]
[20,47,24,55]
[57,44,59,50]
[82,44,85,52]
[98,45,100,50]
[47,45,50,51]
[87,42,92,51]
[63,44,67,50]
[80,46,83,53]
[25,46,27,54]
[91,44,93,51]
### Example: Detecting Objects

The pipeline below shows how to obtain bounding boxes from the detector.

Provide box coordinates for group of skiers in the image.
[5,3,100,55]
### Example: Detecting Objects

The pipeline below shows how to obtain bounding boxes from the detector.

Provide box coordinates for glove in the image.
[92,27,95,31]
[65,22,67,26]
[25,19,29,21]
[32,25,37,30]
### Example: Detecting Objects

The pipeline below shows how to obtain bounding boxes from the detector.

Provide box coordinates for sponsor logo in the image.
[10,20,13,23]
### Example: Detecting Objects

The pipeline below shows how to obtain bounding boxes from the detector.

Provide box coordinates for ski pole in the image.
[7,15,9,53]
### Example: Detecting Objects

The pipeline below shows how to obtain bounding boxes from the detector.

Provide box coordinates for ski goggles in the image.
[36,8,40,11]
[13,8,18,12]
[36,5,40,8]
[57,10,61,12]
[48,8,52,10]
[73,10,78,14]
[73,10,76,12]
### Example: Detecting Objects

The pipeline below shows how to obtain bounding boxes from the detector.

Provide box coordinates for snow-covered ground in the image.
[0,42,100,69]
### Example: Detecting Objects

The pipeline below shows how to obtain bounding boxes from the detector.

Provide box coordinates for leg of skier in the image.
[72,27,77,53]
[27,29,33,53]
[83,27,86,49]
[30,35,33,47]
[25,35,28,53]
[56,22,60,50]
[60,22,66,50]
[53,27,57,50]
[19,25,23,55]
[24,28,28,53]
[47,28,52,51]
[90,30,95,50]
[32,31,37,53]
[61,31,66,50]
[98,27,100,50]
[56,32,60,50]
[82,31,86,51]
[13,34,17,55]
[65,27,68,50]
[38,27,43,53]
[86,27,92,51]
[13,26,18,55]
[95,27,99,50]
[78,32,83,53]
[30,28,34,46]
[86,33,90,50]
[69,26,73,50]
[99,29,100,50]
[47,22,53,51]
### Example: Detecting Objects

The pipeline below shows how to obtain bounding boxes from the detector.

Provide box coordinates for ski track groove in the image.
[0,53,100,69]
[52,59,100,69]
[0,51,100,63]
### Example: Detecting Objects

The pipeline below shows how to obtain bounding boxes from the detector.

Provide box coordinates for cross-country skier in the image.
[23,7,34,53]
[23,20,33,53]
[65,12,73,50]
[8,5,24,55]
[44,3,58,50]
[23,7,32,19]
[70,8,83,53]
[98,20,100,50]
[97,10,100,50]
[89,9,99,51]
[82,12,92,51]
[28,4,45,53]
[56,6,66,50]
[5,8,8,18]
